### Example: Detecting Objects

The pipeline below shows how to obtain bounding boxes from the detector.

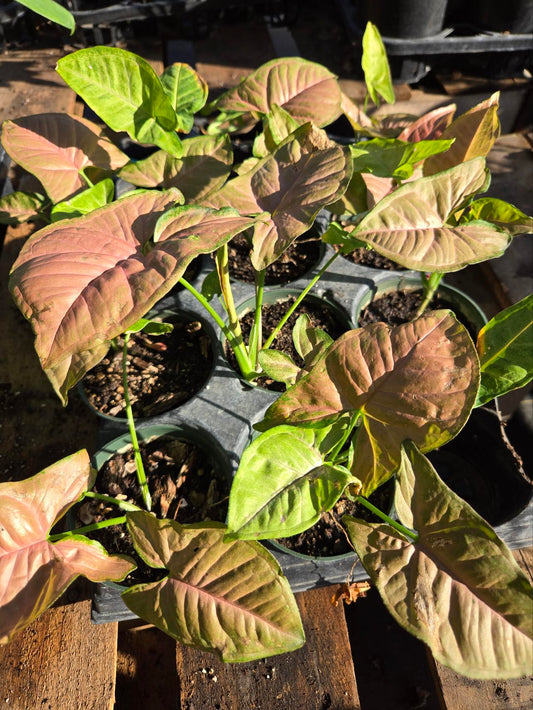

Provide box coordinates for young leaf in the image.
[1,114,128,202]
[258,349,301,386]
[397,104,456,142]
[354,158,511,272]
[361,22,395,106]
[226,426,360,540]
[56,48,183,156]
[344,442,533,679]
[122,513,305,662]
[292,313,333,373]
[203,123,353,270]
[160,63,208,133]
[476,295,533,406]
[0,191,44,225]
[215,57,342,127]
[0,450,135,644]
[423,93,501,176]
[50,178,114,222]
[201,268,222,301]
[350,137,454,180]
[16,0,75,33]
[119,134,232,201]
[258,311,479,495]
[125,318,174,335]
[461,197,533,236]
[262,103,302,150]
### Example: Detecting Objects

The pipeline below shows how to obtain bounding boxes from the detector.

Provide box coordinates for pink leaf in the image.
[398,105,456,142]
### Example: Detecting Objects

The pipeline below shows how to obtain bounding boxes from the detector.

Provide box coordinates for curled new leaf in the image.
[122,513,305,662]
[344,442,533,679]
[259,311,479,494]
[160,63,208,134]
[0,450,135,644]
[361,22,394,106]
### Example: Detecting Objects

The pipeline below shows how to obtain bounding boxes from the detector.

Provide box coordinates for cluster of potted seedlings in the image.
[1,24,532,677]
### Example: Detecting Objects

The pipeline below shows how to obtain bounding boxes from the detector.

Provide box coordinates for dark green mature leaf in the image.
[361,22,394,106]
[226,426,359,540]
[122,513,305,662]
[0,191,44,225]
[354,158,511,272]
[258,311,479,495]
[56,48,182,156]
[344,442,533,679]
[160,63,208,133]
[476,295,533,406]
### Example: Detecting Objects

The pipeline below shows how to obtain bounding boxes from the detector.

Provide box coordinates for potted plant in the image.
[2,24,533,677]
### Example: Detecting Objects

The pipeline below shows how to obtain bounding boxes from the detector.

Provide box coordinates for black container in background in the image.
[361,0,448,38]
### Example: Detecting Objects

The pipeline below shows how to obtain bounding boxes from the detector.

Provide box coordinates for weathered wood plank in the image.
[175,585,361,710]
[431,547,533,710]
[0,599,118,710]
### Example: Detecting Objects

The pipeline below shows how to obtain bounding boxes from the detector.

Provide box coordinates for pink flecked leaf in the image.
[0,450,135,644]
[1,113,129,202]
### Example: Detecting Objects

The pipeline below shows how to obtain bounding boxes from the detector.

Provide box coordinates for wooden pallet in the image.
[0,39,532,710]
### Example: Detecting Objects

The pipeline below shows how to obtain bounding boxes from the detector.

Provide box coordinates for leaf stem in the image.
[249,269,266,369]
[48,516,127,542]
[84,490,142,512]
[355,496,419,542]
[122,333,152,511]
[415,272,443,318]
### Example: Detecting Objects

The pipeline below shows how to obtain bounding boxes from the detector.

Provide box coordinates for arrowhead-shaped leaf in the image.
[122,513,305,662]
[160,63,208,133]
[56,47,183,156]
[259,311,479,494]
[215,57,342,127]
[423,93,501,176]
[0,450,135,644]
[461,197,533,236]
[226,426,359,540]
[1,113,128,202]
[258,349,301,386]
[350,137,454,180]
[0,191,44,225]
[398,105,456,142]
[476,295,533,406]
[354,158,511,272]
[361,22,395,106]
[204,124,352,270]
[119,134,232,200]
[344,442,533,679]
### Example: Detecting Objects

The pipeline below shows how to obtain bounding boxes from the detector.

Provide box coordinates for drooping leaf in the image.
[226,426,359,540]
[350,137,454,180]
[9,191,255,403]
[0,450,135,644]
[258,311,479,494]
[361,22,395,106]
[354,158,511,272]
[56,48,183,156]
[0,191,44,225]
[423,93,500,176]
[50,178,114,222]
[258,349,301,386]
[461,197,533,236]
[119,134,232,201]
[160,63,208,133]
[122,513,305,662]
[215,57,342,127]
[16,0,75,32]
[476,295,533,406]
[398,105,456,142]
[1,114,128,202]
[203,123,352,270]
[344,442,533,679]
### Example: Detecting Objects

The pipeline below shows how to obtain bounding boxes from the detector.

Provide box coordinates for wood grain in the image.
[175,585,361,710]
[0,600,118,710]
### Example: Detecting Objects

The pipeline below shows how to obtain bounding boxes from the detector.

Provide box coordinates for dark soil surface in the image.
[358,288,479,340]
[226,295,349,391]
[275,479,395,557]
[82,314,213,418]
[228,233,322,284]
[77,435,230,586]
[344,247,405,271]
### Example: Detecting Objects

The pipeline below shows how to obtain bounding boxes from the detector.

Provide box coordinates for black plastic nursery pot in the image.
[361,0,448,39]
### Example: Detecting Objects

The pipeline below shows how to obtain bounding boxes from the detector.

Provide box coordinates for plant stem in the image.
[249,269,265,369]
[263,250,341,349]
[48,516,127,542]
[415,272,443,318]
[122,333,152,511]
[355,496,419,542]
[328,411,360,463]
[84,491,142,512]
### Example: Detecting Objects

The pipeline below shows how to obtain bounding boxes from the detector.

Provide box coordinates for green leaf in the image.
[226,426,359,540]
[160,63,208,133]
[461,197,533,236]
[56,48,182,156]
[292,314,333,372]
[0,191,44,225]
[258,349,301,386]
[344,442,533,679]
[125,318,174,335]
[476,295,533,406]
[50,179,114,222]
[361,22,395,106]
[350,137,454,180]
[201,268,222,301]
[122,513,305,662]
[16,0,75,33]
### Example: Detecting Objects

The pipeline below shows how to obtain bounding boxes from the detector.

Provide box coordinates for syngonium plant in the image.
[2,26,533,674]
